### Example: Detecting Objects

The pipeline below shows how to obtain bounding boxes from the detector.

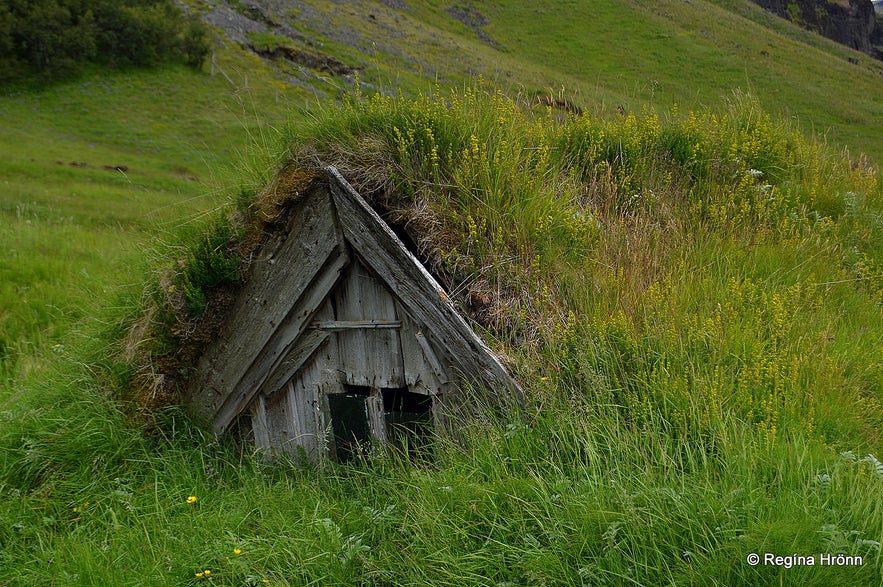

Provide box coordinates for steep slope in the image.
[183,0,883,162]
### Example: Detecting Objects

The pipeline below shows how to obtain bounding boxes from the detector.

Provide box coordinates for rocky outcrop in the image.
[750,0,883,60]
[250,44,356,76]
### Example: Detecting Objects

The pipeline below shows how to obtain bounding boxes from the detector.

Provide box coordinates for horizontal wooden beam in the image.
[311,320,402,331]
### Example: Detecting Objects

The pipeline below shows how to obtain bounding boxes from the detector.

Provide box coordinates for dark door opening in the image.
[328,392,372,463]
[381,387,433,458]
[329,385,434,462]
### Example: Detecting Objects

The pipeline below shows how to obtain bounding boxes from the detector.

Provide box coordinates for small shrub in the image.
[179,221,242,318]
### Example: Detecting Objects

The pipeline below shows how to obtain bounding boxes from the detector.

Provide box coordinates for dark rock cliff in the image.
[750,0,883,59]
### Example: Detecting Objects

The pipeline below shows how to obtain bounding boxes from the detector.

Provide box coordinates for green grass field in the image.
[0,54,317,376]
[1,0,882,584]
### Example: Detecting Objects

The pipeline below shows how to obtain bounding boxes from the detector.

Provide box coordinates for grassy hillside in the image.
[0,54,316,377]
[211,0,883,158]
[2,82,882,585]
[1,0,882,584]
[2,0,882,375]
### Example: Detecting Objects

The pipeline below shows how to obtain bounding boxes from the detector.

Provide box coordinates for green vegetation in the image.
[254,0,883,161]
[1,0,882,583]
[245,32,296,54]
[0,0,210,82]
[2,84,882,585]
[0,51,316,379]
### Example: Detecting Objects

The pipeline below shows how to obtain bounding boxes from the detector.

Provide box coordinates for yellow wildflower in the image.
[233,548,242,555]
[186,495,197,504]
[195,572,204,578]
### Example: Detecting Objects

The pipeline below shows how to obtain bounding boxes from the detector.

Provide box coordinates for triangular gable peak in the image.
[184,167,521,461]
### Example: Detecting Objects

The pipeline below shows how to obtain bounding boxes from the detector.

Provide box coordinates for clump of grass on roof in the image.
[283,82,881,449]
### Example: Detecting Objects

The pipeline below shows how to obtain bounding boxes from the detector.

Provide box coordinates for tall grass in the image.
[285,84,882,450]
[1,84,881,584]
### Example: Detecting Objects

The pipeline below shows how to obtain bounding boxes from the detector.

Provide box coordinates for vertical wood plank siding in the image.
[335,258,405,388]
[286,359,324,460]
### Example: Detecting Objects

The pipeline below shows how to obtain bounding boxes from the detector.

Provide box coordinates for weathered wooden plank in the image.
[327,167,522,405]
[312,320,402,330]
[414,331,448,383]
[334,258,405,388]
[313,300,345,395]
[286,299,334,462]
[212,248,349,434]
[399,305,423,388]
[263,382,294,455]
[186,185,344,423]
[256,328,329,402]
[285,358,323,461]
[250,394,271,452]
[397,301,448,394]
[367,390,387,445]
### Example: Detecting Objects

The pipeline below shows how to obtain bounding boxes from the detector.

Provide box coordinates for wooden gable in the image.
[183,167,521,461]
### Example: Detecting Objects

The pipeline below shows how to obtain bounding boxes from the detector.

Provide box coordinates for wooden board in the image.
[397,300,448,395]
[186,185,346,424]
[210,248,348,434]
[284,358,325,461]
[250,394,270,453]
[312,300,345,396]
[312,320,401,330]
[255,328,329,403]
[334,258,405,388]
[367,390,387,445]
[327,167,522,406]
[262,382,295,456]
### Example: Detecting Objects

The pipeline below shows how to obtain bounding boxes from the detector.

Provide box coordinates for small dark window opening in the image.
[330,385,434,462]
[328,390,372,463]
[381,387,433,458]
